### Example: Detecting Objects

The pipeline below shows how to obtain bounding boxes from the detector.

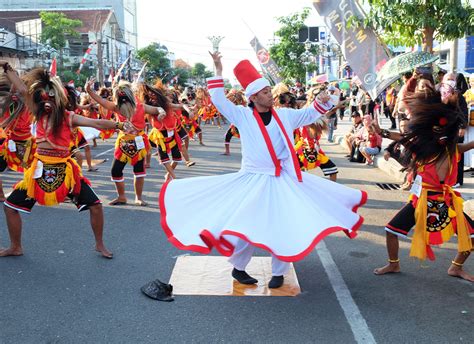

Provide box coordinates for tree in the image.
[136,42,173,83]
[269,8,320,83]
[172,67,191,86]
[350,0,474,53]
[40,11,82,70]
[191,62,213,85]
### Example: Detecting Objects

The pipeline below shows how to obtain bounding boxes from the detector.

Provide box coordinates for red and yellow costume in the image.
[114,101,150,166]
[148,110,182,162]
[386,149,473,260]
[294,127,328,171]
[98,107,116,140]
[11,112,89,206]
[197,96,219,121]
[0,106,36,172]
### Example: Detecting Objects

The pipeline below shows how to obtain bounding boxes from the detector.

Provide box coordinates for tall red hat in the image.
[233,60,270,98]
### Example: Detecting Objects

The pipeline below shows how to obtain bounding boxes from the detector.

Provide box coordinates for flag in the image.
[76,42,97,75]
[312,0,390,98]
[249,37,282,84]
[107,67,115,83]
[135,62,147,83]
[49,57,57,77]
[113,55,130,86]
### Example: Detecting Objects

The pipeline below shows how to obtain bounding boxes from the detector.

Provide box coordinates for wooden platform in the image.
[169,256,301,297]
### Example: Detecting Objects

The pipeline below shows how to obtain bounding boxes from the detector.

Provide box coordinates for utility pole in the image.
[94,13,105,86]
[127,49,132,82]
[450,38,458,72]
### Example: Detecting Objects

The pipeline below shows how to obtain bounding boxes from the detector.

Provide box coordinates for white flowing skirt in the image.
[159,170,367,262]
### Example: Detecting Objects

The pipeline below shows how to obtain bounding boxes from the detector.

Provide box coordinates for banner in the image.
[465,36,474,74]
[249,37,282,84]
[312,0,390,98]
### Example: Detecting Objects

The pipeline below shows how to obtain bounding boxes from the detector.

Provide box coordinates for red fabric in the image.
[151,110,178,130]
[36,111,75,150]
[2,107,33,140]
[233,60,262,89]
[251,108,281,177]
[270,109,303,182]
[130,100,146,130]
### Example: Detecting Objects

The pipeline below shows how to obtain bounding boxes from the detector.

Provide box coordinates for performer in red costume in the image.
[0,63,132,258]
[374,88,474,281]
[86,79,166,206]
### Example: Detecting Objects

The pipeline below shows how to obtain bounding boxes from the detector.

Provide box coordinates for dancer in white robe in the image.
[159,52,367,288]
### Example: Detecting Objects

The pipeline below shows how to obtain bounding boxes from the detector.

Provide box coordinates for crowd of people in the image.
[1,51,474,292]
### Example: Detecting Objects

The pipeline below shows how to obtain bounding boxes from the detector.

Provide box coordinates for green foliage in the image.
[352,0,473,52]
[136,43,173,83]
[173,67,191,86]
[61,68,94,88]
[137,43,213,86]
[40,11,82,51]
[191,62,213,85]
[269,8,319,84]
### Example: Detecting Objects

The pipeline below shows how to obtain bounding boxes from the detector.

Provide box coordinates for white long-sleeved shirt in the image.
[207,77,331,180]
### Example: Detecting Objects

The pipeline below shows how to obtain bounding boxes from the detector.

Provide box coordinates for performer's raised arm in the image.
[207,52,243,126]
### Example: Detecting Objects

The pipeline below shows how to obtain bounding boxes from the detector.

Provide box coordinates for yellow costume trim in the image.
[411,151,471,260]
[148,128,167,152]
[16,154,81,206]
[114,131,148,164]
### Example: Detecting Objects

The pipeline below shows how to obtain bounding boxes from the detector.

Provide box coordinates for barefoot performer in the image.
[0,64,131,258]
[374,89,474,281]
[86,79,166,206]
[159,52,366,289]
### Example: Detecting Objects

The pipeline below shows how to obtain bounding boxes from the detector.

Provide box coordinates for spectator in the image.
[344,112,363,157]
[360,123,382,165]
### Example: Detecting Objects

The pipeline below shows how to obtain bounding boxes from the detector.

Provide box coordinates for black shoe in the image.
[345,154,351,158]
[268,275,284,289]
[232,268,258,284]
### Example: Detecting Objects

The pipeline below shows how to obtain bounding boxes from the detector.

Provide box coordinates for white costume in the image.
[159,64,367,276]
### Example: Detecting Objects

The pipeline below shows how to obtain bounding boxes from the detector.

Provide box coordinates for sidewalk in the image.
[331,115,406,182]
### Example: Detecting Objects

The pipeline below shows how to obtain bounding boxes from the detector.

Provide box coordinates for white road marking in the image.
[317,241,377,344]
[96,148,114,157]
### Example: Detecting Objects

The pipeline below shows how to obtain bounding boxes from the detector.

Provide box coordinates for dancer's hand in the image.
[85,77,96,93]
[209,51,223,76]
[122,121,138,135]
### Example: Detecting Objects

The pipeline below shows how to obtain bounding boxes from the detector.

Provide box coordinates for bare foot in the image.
[199,142,205,146]
[134,199,148,206]
[95,245,113,259]
[0,247,23,257]
[109,198,127,206]
[221,152,230,156]
[373,262,400,275]
[448,265,474,282]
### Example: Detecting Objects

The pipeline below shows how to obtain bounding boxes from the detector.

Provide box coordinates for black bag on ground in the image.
[141,279,174,302]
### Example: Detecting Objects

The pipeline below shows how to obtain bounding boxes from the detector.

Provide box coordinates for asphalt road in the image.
[1,123,473,344]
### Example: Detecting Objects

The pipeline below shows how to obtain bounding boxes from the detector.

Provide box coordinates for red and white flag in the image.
[76,41,97,75]
[49,57,57,76]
